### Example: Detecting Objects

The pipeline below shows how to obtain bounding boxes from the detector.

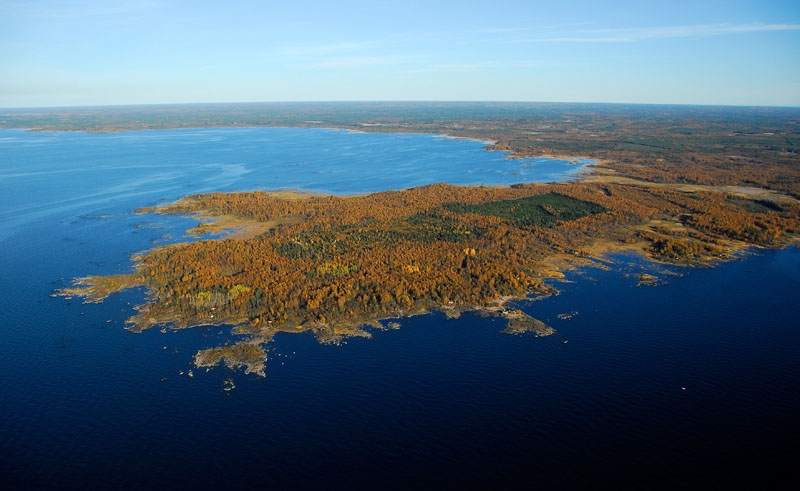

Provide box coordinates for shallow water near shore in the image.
[1,128,797,488]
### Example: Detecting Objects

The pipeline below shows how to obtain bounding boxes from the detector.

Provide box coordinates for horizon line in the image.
[3,100,800,111]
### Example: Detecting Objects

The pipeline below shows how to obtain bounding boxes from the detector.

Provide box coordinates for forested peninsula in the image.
[44,103,800,375]
[59,179,799,375]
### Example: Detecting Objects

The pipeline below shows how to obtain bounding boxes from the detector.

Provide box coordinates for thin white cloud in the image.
[401,63,485,74]
[513,23,800,43]
[281,41,374,58]
[280,40,423,70]
[476,21,594,36]
[400,60,545,74]
[0,0,162,19]
[476,26,531,35]
[303,56,394,70]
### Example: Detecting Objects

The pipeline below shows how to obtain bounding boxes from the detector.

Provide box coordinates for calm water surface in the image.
[0,128,797,489]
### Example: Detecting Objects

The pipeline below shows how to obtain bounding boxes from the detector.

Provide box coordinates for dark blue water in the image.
[1,128,797,489]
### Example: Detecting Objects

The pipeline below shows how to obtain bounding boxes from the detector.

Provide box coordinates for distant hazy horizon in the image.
[2,1,799,108]
[3,99,800,111]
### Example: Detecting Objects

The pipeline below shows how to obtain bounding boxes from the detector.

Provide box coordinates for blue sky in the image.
[1,0,799,107]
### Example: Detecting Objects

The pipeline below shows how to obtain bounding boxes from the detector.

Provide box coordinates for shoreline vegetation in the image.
[40,102,800,376]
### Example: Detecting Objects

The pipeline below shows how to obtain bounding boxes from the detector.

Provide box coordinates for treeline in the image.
[443,192,607,227]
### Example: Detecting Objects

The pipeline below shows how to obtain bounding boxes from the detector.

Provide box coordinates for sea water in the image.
[0,128,797,488]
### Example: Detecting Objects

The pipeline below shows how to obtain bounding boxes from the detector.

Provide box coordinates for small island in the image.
[59,176,800,376]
